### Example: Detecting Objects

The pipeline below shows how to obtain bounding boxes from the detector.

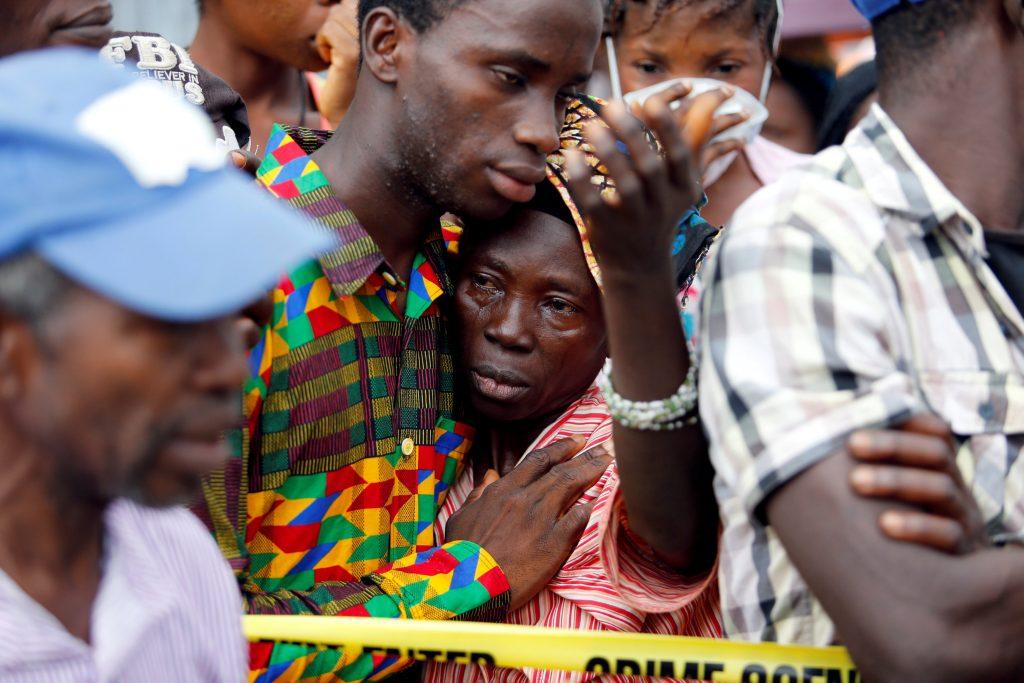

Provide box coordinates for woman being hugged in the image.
[435,86,727,683]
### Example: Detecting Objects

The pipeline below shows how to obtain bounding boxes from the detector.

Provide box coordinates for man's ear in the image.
[362,6,414,85]
[0,315,35,402]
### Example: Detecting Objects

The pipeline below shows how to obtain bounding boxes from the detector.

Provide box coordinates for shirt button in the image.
[382,272,398,287]
[401,438,415,456]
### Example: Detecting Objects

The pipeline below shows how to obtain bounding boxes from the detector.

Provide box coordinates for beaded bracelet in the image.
[596,358,699,431]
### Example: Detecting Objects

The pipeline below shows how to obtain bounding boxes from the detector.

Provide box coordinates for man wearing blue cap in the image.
[0,48,332,681]
[701,0,1024,680]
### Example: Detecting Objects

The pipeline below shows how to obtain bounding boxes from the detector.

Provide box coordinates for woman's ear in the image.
[362,6,413,85]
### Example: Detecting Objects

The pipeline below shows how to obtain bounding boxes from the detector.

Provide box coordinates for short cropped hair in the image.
[357,0,470,33]
[0,254,71,324]
[872,0,983,85]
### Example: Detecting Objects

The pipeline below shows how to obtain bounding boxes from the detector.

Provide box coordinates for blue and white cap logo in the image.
[75,80,225,188]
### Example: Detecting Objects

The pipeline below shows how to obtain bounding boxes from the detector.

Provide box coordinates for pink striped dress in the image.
[426,385,721,683]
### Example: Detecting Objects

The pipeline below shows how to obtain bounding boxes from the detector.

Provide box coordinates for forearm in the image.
[769,453,1024,683]
[601,266,717,571]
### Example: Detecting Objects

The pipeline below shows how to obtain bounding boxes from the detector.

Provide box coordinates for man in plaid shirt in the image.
[700,0,1024,680]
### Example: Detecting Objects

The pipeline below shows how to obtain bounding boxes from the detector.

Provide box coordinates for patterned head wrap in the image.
[544,96,621,289]
[542,95,716,294]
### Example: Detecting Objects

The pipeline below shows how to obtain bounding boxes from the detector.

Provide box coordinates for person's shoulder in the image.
[112,500,234,582]
[725,145,888,269]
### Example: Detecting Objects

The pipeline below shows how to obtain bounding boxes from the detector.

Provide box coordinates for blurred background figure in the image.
[605,0,805,228]
[106,0,360,150]
[101,31,252,150]
[190,0,359,150]
[762,52,834,154]
[0,0,113,57]
[110,0,196,44]
[817,59,877,149]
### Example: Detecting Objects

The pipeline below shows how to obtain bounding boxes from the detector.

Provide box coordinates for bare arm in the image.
[565,86,733,572]
[768,450,1024,683]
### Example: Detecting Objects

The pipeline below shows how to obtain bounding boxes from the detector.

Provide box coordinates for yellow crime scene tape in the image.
[244,616,859,683]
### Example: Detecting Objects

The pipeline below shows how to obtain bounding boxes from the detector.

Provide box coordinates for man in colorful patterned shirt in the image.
[195,0,614,680]
[700,0,1024,681]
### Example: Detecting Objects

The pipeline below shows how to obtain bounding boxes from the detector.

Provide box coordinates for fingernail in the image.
[880,511,905,535]
[847,431,871,452]
[850,467,874,490]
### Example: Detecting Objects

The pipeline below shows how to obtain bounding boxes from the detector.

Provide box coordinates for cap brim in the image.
[37,170,335,322]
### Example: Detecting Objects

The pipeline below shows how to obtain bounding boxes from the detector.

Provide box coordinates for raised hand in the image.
[445,438,611,609]
[564,83,733,282]
[315,0,360,128]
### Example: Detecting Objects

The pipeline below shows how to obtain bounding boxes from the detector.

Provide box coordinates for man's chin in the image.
[450,193,517,224]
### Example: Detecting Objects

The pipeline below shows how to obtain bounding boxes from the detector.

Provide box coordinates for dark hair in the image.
[606,0,779,55]
[872,0,982,87]
[817,60,877,150]
[0,254,71,324]
[775,56,834,130]
[358,0,469,33]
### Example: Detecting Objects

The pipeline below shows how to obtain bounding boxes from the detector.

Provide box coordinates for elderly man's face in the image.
[12,285,247,507]
[0,0,112,58]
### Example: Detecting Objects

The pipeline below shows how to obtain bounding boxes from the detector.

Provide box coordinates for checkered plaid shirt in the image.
[195,125,509,682]
[699,105,1024,645]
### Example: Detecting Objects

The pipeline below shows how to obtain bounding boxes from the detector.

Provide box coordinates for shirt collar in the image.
[256,125,456,300]
[847,104,986,254]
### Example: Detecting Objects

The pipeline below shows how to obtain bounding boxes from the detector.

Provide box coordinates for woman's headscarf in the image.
[541,95,719,294]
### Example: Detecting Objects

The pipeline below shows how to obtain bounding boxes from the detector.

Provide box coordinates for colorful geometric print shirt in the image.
[195,125,510,682]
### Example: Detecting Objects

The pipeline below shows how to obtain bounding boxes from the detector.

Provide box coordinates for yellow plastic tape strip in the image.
[244,616,859,683]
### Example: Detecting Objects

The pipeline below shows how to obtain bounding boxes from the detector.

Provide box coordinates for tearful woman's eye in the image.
[546,298,579,316]
[471,273,499,292]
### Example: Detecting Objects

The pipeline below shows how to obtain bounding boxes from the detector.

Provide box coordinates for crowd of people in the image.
[0,0,1022,681]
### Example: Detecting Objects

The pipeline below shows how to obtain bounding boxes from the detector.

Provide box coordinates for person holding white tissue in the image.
[606,0,807,228]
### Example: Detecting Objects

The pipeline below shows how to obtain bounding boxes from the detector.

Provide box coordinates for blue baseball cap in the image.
[851,0,929,20]
[0,48,336,322]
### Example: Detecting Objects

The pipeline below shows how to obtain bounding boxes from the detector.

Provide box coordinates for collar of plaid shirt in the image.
[853,105,987,254]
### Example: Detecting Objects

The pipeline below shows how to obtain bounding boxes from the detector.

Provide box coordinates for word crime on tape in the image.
[243,616,859,683]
